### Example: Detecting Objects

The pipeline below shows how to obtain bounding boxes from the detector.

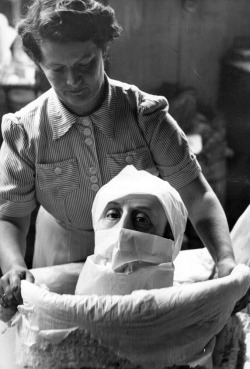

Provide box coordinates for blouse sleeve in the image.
[137,92,201,189]
[0,113,37,217]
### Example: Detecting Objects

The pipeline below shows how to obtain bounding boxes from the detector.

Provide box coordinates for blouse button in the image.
[85,137,93,146]
[89,167,97,175]
[54,167,62,175]
[90,175,98,183]
[91,184,99,192]
[125,155,134,164]
[83,128,91,136]
[82,118,90,126]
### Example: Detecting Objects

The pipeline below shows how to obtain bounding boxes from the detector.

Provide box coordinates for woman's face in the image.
[98,194,168,237]
[39,39,105,115]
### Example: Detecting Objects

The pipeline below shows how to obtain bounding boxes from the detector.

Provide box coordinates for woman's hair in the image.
[17,0,122,63]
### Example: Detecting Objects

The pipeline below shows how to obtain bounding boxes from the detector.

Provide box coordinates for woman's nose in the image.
[66,69,79,86]
[119,213,135,231]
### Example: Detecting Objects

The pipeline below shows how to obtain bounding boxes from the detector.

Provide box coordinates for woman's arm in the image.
[0,214,34,307]
[178,173,236,278]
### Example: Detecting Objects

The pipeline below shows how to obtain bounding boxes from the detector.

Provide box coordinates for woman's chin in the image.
[63,96,97,115]
[66,88,90,102]
[58,85,103,115]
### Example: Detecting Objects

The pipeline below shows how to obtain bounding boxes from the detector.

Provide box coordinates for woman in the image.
[0,0,236,308]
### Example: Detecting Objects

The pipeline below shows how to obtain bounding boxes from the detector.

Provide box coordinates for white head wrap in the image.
[92,165,188,259]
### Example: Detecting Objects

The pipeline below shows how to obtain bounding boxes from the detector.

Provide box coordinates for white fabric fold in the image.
[15,264,250,369]
[76,228,175,295]
[94,228,174,267]
[231,204,250,266]
[75,257,174,295]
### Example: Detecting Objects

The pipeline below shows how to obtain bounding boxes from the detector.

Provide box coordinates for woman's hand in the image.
[216,256,236,278]
[218,260,250,314]
[216,257,250,313]
[0,266,35,309]
[0,214,33,309]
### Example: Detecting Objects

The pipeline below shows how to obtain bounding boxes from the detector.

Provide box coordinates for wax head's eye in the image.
[133,212,153,232]
[106,208,121,219]
[135,212,151,224]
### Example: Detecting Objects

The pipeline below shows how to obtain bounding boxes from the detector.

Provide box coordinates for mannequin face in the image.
[98,194,168,237]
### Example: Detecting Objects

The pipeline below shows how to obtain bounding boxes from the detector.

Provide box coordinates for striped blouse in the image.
[0,76,201,264]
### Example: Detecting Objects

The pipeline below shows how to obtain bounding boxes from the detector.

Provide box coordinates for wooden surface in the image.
[108,0,250,107]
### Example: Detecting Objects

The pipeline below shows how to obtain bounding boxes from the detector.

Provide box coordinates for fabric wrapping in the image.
[231,204,250,266]
[15,264,250,369]
[75,227,176,295]
[92,165,188,260]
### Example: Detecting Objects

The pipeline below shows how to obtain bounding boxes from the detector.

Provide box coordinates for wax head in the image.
[98,193,171,238]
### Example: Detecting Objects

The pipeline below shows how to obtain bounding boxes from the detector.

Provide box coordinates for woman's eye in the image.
[79,60,95,71]
[52,67,64,73]
[106,209,120,219]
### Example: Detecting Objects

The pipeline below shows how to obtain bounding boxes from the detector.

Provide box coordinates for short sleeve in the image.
[137,93,201,189]
[0,114,37,216]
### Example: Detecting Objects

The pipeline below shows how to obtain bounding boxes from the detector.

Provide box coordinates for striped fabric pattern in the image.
[0,76,201,261]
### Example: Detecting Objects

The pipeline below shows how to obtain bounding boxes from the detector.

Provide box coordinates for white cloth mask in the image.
[75,228,175,295]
